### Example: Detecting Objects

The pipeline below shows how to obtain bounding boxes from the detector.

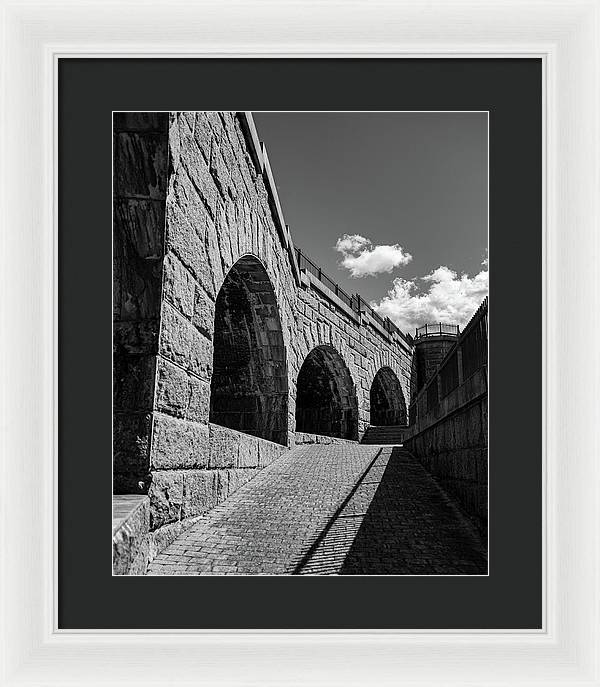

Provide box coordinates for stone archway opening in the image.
[370,367,407,426]
[209,255,288,446]
[295,345,359,441]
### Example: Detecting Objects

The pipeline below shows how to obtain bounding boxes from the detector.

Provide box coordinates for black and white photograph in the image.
[113,111,489,576]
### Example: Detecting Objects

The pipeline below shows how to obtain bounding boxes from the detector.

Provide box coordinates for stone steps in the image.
[361,425,407,445]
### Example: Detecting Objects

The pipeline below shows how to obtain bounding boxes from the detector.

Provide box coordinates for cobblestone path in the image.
[297,447,487,575]
[147,444,381,575]
[147,445,487,575]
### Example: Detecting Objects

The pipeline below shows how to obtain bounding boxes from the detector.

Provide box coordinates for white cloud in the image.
[373,262,488,334]
[335,233,412,278]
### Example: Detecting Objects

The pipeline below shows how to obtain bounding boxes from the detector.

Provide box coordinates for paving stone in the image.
[147,445,487,575]
[298,447,487,575]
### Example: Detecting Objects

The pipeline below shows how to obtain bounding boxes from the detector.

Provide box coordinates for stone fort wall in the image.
[404,299,488,530]
[114,111,413,554]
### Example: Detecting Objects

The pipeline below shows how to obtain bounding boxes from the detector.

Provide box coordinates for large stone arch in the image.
[295,344,359,441]
[366,352,411,421]
[369,366,408,426]
[209,255,288,445]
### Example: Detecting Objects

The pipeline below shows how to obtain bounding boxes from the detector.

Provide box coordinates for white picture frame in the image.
[1,0,598,685]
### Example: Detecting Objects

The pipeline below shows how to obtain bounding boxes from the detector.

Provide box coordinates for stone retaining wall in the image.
[112,495,150,575]
[404,369,488,529]
[405,300,488,530]
[149,422,287,526]
[404,394,487,529]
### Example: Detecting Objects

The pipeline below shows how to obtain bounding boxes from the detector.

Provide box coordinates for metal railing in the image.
[410,297,488,421]
[414,323,460,340]
[295,247,410,342]
[355,295,400,336]
[295,248,354,310]
[460,297,488,380]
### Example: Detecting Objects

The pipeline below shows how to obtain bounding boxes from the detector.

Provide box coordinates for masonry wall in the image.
[410,335,458,401]
[404,371,488,529]
[113,113,169,494]
[404,301,488,530]
[113,111,413,560]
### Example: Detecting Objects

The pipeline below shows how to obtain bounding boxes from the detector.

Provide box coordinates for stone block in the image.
[210,147,231,199]
[188,328,213,380]
[159,307,212,383]
[168,113,182,170]
[115,198,165,260]
[151,413,209,470]
[127,538,150,575]
[114,132,168,199]
[179,136,219,218]
[205,111,223,136]
[160,303,190,368]
[165,195,208,284]
[227,157,243,202]
[193,115,213,161]
[215,205,235,268]
[182,470,219,519]
[205,223,224,293]
[216,469,230,502]
[186,376,211,423]
[192,285,215,340]
[258,440,286,468]
[148,470,183,529]
[208,423,239,468]
[112,495,150,575]
[163,252,195,318]
[179,111,196,135]
[155,357,189,418]
[236,435,259,468]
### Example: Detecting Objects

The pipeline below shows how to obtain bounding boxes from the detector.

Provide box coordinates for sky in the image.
[253,112,488,335]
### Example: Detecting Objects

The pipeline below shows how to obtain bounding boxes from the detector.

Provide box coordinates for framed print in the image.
[112,108,490,580]
[1,1,599,685]
[65,59,537,631]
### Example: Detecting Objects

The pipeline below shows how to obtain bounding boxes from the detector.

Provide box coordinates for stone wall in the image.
[294,273,412,436]
[112,495,151,575]
[113,113,169,494]
[404,373,487,528]
[113,111,413,556]
[148,423,287,556]
[410,335,458,401]
[404,301,488,529]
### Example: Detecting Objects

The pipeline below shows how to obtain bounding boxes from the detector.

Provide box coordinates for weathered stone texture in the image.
[147,426,286,531]
[112,495,151,575]
[404,355,488,529]
[181,469,224,519]
[113,114,169,495]
[151,413,209,470]
[148,470,183,529]
[114,111,414,556]
[404,399,488,528]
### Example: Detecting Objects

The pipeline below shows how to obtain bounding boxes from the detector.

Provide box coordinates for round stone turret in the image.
[410,323,460,400]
